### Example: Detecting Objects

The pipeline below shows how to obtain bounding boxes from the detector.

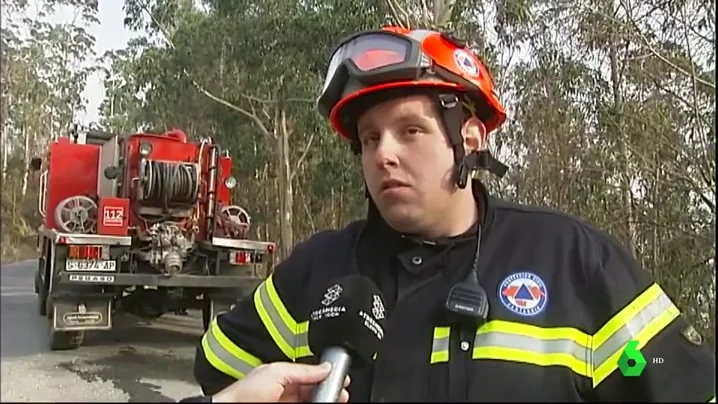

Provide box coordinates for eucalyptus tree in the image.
[1,0,99,261]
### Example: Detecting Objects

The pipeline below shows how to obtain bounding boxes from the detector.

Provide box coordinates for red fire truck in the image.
[31,125,275,350]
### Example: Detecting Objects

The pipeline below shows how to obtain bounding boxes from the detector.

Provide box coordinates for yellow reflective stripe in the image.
[472,320,592,377]
[296,321,311,358]
[591,283,679,387]
[463,284,681,386]
[201,318,263,379]
[253,274,312,360]
[430,326,451,364]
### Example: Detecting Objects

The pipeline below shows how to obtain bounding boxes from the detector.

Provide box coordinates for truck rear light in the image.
[266,244,275,254]
[68,245,107,260]
[229,251,256,265]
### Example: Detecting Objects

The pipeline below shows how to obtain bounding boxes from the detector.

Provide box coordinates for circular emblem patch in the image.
[453,49,480,77]
[498,272,549,317]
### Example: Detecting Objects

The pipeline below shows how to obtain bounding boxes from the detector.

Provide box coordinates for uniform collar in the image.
[363,179,493,275]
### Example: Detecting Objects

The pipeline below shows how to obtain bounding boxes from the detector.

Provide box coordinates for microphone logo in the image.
[321,284,343,306]
[371,294,385,320]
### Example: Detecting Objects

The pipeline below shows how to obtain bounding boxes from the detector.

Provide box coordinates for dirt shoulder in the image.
[1,240,37,266]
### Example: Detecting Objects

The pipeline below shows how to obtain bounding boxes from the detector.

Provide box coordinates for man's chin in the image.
[377,205,423,234]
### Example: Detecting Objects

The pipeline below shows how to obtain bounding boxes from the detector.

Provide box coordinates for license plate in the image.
[65,259,116,272]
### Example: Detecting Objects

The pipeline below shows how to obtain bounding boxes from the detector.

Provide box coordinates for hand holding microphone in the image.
[307,274,388,403]
[209,362,351,403]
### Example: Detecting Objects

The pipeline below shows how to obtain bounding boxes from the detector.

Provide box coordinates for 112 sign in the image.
[103,206,124,227]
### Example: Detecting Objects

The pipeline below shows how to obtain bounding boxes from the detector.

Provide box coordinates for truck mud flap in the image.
[52,297,112,332]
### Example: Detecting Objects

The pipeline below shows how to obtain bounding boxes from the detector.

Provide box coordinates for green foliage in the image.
[1,0,99,261]
[2,0,713,345]
[105,0,715,341]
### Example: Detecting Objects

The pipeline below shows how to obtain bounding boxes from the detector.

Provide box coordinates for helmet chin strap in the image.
[436,93,508,189]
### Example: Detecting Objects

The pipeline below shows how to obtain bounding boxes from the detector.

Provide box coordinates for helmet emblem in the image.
[453,49,480,77]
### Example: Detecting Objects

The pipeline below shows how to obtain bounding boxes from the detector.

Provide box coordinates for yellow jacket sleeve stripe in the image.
[254,274,311,360]
[591,283,679,387]
[201,318,263,379]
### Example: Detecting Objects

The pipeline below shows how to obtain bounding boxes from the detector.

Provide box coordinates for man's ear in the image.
[461,116,487,153]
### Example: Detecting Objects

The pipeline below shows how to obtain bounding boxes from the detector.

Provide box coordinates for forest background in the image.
[1,0,714,344]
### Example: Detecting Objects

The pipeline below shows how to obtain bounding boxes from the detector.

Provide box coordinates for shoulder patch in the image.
[498,272,549,317]
[681,324,703,345]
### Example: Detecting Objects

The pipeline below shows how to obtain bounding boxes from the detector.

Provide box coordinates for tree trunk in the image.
[330,187,337,228]
[276,108,294,260]
[651,151,660,279]
[607,0,637,257]
[1,91,10,181]
[22,122,30,197]
[2,125,8,181]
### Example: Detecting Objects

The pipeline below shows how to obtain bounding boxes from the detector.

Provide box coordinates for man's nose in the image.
[373,132,401,168]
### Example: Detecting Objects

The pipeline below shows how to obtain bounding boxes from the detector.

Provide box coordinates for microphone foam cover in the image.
[307,274,387,366]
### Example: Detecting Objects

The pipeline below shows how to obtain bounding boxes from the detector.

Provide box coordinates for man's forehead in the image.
[357,95,437,130]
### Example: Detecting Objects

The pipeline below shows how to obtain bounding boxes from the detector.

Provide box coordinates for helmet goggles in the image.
[318,30,448,120]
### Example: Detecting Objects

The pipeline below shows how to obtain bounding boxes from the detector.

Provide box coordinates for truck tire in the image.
[46,297,84,351]
[37,282,47,316]
[34,258,40,294]
[36,257,47,316]
[201,302,211,332]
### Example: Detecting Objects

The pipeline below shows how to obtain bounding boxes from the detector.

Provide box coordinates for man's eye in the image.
[360,133,379,145]
[405,126,423,136]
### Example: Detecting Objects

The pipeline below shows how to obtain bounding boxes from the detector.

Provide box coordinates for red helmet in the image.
[317,26,507,141]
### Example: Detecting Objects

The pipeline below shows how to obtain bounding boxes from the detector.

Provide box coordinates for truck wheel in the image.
[36,258,47,316]
[37,283,47,316]
[34,258,40,294]
[46,297,84,351]
[201,302,211,332]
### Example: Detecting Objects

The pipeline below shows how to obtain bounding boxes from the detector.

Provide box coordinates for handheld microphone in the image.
[307,274,387,403]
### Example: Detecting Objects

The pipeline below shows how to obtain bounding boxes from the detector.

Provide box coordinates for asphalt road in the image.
[1,259,205,402]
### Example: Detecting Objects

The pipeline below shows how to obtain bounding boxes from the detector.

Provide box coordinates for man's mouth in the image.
[380,179,410,192]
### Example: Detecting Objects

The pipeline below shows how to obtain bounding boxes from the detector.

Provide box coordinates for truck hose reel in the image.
[141,160,200,206]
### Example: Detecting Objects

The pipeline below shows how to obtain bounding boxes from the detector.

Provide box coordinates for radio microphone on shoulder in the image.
[307,274,387,403]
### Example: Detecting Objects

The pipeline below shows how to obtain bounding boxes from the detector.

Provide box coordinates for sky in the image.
[79,2,139,124]
[32,1,140,125]
[24,1,525,129]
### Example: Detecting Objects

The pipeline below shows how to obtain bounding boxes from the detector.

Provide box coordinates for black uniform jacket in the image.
[193,182,715,402]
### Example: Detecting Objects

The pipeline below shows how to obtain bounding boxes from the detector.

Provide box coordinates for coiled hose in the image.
[142,160,199,207]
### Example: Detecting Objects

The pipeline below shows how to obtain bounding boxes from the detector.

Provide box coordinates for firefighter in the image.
[191,26,716,402]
